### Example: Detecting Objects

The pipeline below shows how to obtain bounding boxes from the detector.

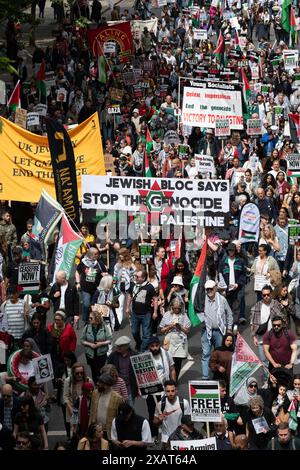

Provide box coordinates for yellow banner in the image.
[0,113,105,202]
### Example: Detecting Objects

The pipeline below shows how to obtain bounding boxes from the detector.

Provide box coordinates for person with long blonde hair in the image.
[259,224,280,257]
[113,248,136,326]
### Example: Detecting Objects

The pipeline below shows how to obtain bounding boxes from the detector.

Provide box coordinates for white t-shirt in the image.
[227,258,235,288]
[260,303,272,333]
[19,361,35,381]
[59,284,68,310]
[154,397,190,443]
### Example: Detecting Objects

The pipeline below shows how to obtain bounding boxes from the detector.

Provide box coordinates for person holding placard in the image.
[250,244,280,300]
[245,395,276,450]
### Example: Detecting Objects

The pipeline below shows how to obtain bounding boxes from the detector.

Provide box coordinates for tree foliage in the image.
[0,0,33,22]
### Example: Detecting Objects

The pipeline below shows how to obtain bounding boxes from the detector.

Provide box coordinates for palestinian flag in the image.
[288,400,298,431]
[146,126,153,155]
[240,230,257,241]
[289,7,298,47]
[229,333,262,397]
[36,61,46,103]
[289,113,300,143]
[234,30,241,51]
[214,31,224,63]
[7,80,20,111]
[188,240,207,327]
[52,213,83,282]
[190,382,219,400]
[282,0,291,33]
[241,68,250,105]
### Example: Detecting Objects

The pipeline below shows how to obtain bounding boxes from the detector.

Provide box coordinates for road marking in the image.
[178,359,194,380]
[47,431,67,436]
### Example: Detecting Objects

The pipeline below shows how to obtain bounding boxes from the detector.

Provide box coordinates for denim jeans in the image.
[131,312,152,352]
[201,328,223,380]
[81,291,93,323]
[227,286,246,319]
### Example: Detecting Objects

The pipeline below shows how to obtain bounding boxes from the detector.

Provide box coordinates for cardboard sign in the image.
[286,154,300,172]
[104,41,116,54]
[35,103,47,116]
[26,112,40,127]
[139,243,154,264]
[32,354,54,384]
[15,108,27,129]
[143,60,154,72]
[194,29,207,41]
[247,119,262,135]
[215,118,231,137]
[189,380,221,422]
[18,262,41,294]
[170,437,217,450]
[254,274,269,291]
[133,85,143,98]
[130,352,163,395]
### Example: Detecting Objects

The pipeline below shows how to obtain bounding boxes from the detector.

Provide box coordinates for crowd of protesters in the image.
[0,0,300,452]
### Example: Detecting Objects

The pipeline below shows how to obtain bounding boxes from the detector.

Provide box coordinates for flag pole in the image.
[106,223,110,270]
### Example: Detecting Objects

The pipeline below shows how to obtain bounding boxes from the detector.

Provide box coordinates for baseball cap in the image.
[171,276,184,286]
[227,243,237,252]
[132,108,139,114]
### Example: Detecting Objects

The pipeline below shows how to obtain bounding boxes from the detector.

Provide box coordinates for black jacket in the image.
[49,282,79,319]
[0,395,20,428]
[22,327,53,355]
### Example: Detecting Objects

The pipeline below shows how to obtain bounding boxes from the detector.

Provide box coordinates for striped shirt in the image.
[6,300,25,339]
[112,377,129,402]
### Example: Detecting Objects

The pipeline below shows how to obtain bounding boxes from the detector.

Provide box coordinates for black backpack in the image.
[160,395,185,415]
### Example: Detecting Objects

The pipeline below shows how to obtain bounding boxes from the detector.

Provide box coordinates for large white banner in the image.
[82,176,230,214]
[182,83,243,129]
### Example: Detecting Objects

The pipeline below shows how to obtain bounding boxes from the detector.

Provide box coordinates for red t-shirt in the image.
[263,329,296,365]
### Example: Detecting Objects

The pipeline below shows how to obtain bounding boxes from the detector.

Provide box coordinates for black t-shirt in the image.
[128,282,157,315]
[14,411,43,434]
[77,261,106,293]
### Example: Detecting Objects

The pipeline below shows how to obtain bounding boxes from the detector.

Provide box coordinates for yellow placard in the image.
[0,113,105,202]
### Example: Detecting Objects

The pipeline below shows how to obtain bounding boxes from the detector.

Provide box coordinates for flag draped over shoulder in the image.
[7,80,20,111]
[52,214,83,282]
[32,190,64,256]
[188,240,207,327]
[229,333,262,397]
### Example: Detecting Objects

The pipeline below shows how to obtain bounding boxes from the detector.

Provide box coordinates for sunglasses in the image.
[272,324,282,328]
[262,293,270,297]
[2,394,12,398]
[249,384,257,389]
[206,288,214,291]
[75,371,84,375]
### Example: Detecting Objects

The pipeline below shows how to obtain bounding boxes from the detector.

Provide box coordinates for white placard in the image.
[35,103,47,116]
[0,340,6,364]
[230,16,240,30]
[32,354,54,384]
[104,41,116,54]
[195,154,215,174]
[82,176,230,214]
[252,417,270,434]
[0,80,6,105]
[194,29,208,41]
[170,437,217,450]
[27,112,40,127]
[182,84,243,129]
[57,88,67,102]
[189,380,221,423]
[254,274,268,291]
